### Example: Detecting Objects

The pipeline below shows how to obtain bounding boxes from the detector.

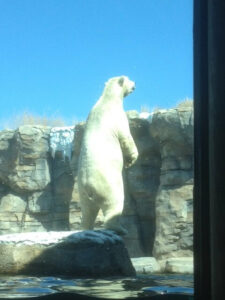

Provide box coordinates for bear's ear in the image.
[118,76,125,87]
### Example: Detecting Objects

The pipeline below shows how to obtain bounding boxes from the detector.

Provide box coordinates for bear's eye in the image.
[118,77,124,86]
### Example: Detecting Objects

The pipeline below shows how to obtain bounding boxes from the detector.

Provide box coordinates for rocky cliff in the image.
[0,105,193,261]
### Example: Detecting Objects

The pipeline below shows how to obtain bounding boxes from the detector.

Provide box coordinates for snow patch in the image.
[0,230,122,245]
[50,126,75,160]
[139,112,154,123]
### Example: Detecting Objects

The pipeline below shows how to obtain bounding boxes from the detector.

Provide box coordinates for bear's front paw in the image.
[125,152,138,168]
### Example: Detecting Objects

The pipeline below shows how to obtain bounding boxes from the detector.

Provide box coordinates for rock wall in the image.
[0,106,193,260]
[0,126,73,233]
[122,113,161,257]
[150,107,193,260]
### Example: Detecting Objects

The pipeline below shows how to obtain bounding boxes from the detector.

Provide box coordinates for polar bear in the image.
[77,76,138,235]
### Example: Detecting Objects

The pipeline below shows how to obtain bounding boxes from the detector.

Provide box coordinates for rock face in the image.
[0,105,194,264]
[122,113,161,257]
[0,126,52,233]
[0,230,135,277]
[150,107,193,260]
[0,125,73,233]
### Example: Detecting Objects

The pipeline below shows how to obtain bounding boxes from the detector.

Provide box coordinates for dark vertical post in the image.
[208,1,225,298]
[193,1,211,299]
[194,0,225,299]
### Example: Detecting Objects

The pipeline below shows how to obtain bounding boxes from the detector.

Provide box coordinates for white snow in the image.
[139,112,154,123]
[50,126,75,160]
[139,112,151,119]
[0,230,122,245]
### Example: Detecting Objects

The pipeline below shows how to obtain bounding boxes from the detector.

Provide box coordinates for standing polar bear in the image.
[77,76,138,235]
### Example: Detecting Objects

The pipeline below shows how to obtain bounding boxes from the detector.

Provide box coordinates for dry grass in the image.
[2,111,66,129]
[176,98,193,109]
[139,98,193,115]
[140,105,151,113]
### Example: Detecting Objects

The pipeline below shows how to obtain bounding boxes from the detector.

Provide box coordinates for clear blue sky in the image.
[0,0,193,127]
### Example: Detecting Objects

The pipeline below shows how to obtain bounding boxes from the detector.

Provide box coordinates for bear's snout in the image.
[131,83,136,91]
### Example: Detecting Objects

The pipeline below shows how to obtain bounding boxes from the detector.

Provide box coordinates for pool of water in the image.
[0,274,193,299]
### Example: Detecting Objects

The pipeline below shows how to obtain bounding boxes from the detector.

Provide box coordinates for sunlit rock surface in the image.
[160,257,194,274]
[122,114,161,257]
[0,105,194,264]
[150,106,193,260]
[0,125,73,233]
[131,257,160,274]
[0,126,51,193]
[0,230,135,277]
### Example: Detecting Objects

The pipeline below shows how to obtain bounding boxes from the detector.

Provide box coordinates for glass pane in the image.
[0,0,193,298]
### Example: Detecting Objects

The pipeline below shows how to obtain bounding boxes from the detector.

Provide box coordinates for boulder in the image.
[131,257,160,274]
[160,257,193,274]
[0,230,135,277]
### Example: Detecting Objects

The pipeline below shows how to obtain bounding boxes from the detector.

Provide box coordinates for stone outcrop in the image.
[0,125,73,233]
[0,230,135,277]
[0,126,52,233]
[161,257,193,274]
[122,113,161,257]
[0,105,193,266]
[131,257,160,274]
[150,107,193,260]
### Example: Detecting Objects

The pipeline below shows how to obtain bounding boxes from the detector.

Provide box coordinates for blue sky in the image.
[0,0,193,127]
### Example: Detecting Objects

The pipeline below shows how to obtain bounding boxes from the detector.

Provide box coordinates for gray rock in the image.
[131,257,160,274]
[0,230,135,277]
[160,257,193,274]
[122,117,161,257]
[0,106,194,262]
[28,190,52,214]
[9,126,51,192]
[69,122,86,230]
[0,125,75,233]
[151,107,193,260]
[0,126,51,193]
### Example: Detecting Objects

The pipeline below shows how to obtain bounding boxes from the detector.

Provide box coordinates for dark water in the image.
[0,274,193,299]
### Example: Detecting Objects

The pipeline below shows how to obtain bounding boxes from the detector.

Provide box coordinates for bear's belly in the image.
[80,133,123,169]
[78,146,124,196]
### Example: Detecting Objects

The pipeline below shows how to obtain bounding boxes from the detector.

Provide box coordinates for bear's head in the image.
[118,76,135,97]
[105,76,135,99]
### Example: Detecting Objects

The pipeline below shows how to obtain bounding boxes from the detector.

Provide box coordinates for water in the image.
[0,274,193,299]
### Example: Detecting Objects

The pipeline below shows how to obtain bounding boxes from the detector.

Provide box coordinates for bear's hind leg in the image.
[80,196,100,230]
[101,200,127,236]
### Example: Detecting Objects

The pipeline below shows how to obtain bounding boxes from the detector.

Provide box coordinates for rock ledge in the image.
[0,230,135,277]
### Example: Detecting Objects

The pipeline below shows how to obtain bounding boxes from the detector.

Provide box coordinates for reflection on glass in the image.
[0,0,193,298]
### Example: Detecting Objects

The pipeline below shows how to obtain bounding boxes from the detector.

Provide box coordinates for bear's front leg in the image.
[118,116,138,168]
[120,137,138,168]
[124,150,138,168]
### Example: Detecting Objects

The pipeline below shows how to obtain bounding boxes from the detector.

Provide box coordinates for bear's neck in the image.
[100,87,124,104]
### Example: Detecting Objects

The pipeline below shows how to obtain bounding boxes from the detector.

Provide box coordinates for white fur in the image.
[77,76,138,234]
